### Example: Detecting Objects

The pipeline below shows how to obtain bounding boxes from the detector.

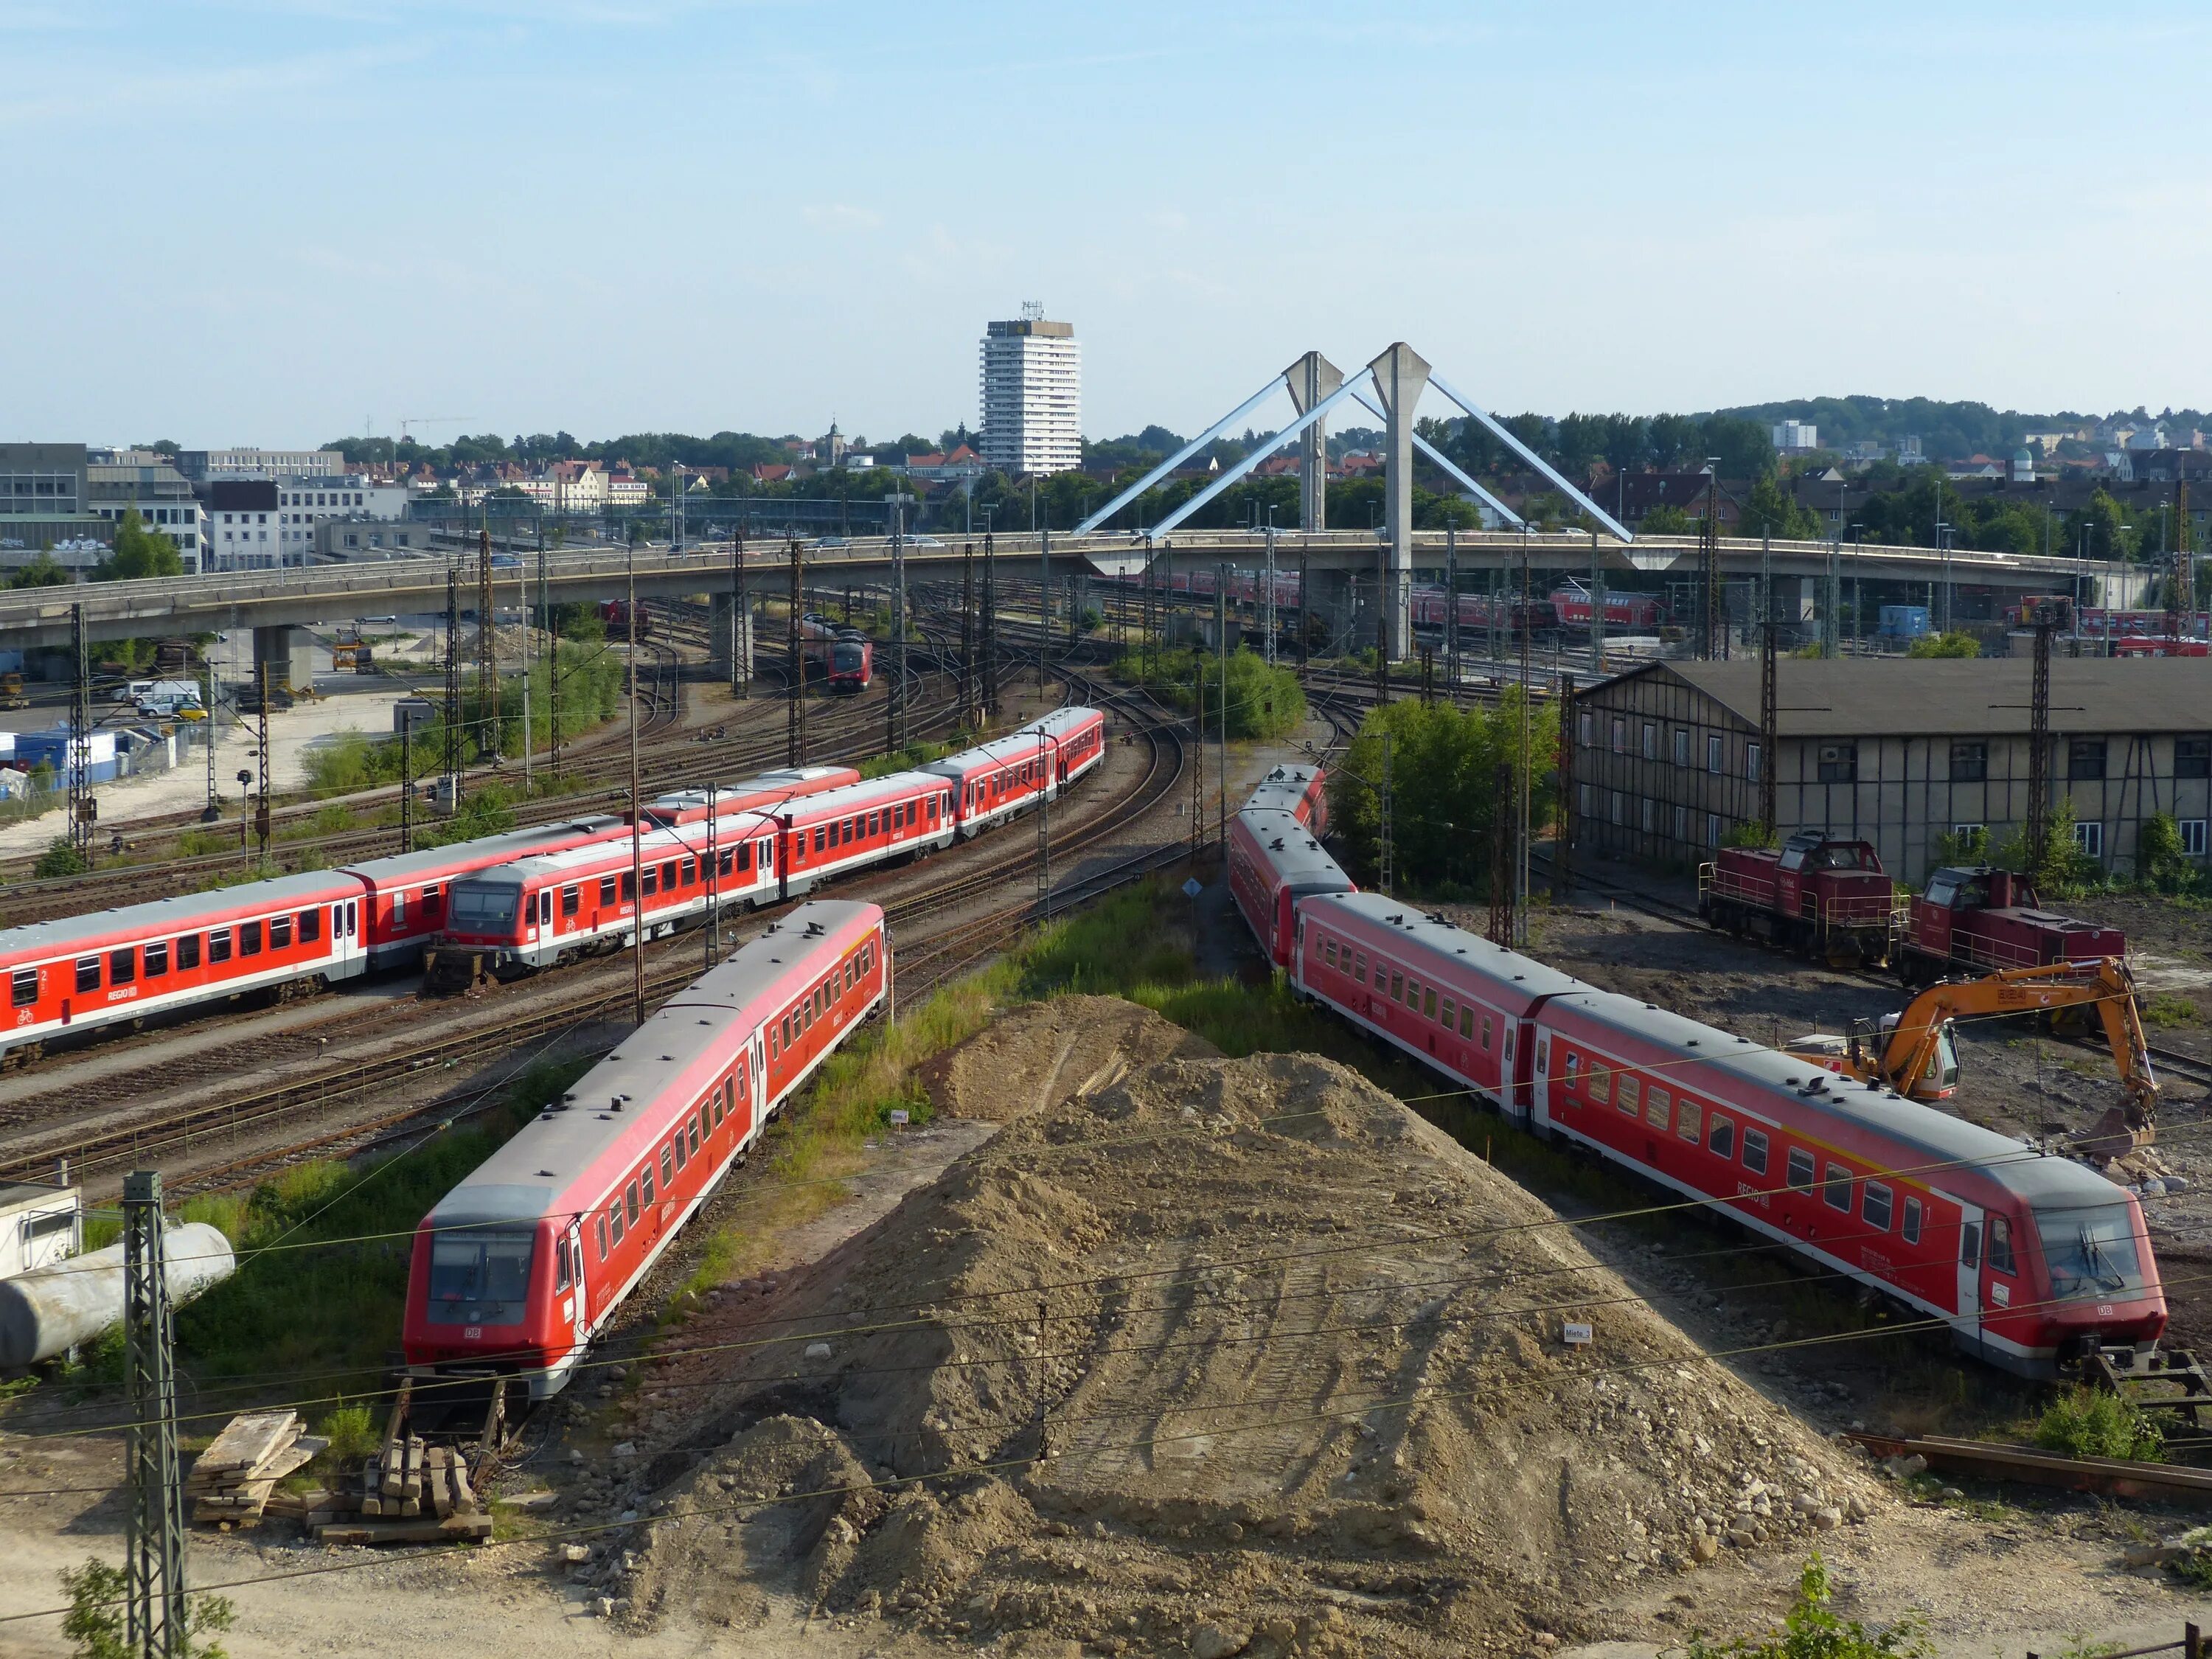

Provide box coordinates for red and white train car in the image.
[437,815,782,974]
[1549,580,1665,630]
[343,817,627,971]
[925,734,1059,838]
[0,873,369,1064]
[1015,705,1108,791]
[1244,762,1328,838]
[641,766,860,830]
[773,772,956,897]
[401,901,887,1397]
[1227,808,1354,968]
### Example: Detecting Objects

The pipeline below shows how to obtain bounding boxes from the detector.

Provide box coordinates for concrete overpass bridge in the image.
[0,527,2131,657]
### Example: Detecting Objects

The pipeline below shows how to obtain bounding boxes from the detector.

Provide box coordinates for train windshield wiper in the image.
[2079,1225,2126,1292]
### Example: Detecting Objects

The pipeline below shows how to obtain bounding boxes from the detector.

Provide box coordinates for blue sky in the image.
[5,1,2209,448]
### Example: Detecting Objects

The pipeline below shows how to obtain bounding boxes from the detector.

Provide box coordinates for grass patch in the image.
[858,735,969,781]
[2031,1387,2166,1461]
[2144,995,2201,1029]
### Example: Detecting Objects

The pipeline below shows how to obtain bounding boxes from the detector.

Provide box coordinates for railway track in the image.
[0,653,1189,1198]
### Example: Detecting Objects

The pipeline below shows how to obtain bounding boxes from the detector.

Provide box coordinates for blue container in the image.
[1878,605,1932,639]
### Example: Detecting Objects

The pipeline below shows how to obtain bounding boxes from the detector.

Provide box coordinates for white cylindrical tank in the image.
[0,1224,236,1368]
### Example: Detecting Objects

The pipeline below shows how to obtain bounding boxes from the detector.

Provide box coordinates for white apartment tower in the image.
[979,303,1081,476]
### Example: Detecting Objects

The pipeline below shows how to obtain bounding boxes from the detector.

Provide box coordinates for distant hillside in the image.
[1709,394,2206,459]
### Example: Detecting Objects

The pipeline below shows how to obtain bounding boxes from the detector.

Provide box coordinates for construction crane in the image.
[1787,956,2158,1130]
[397,417,473,443]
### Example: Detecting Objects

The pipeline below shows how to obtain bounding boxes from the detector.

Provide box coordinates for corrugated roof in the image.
[1614,657,2212,737]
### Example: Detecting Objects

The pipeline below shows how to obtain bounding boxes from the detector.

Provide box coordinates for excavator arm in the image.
[1876,957,2159,1120]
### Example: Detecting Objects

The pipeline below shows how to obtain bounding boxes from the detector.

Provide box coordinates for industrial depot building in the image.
[1569,657,2212,883]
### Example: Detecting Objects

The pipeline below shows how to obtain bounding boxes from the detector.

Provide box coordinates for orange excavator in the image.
[1788,956,2158,1131]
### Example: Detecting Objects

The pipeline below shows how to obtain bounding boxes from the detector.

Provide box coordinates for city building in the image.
[276,477,409,561]
[314,519,438,560]
[1770,420,1820,453]
[1607,470,1742,529]
[0,442,100,554]
[88,458,205,569]
[204,480,280,571]
[175,448,345,481]
[1896,436,1927,466]
[1570,657,2211,883]
[608,470,649,508]
[980,305,1082,476]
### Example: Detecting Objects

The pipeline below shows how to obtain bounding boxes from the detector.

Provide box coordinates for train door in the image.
[1506,1026,1527,1122]
[563,1220,589,1345]
[1951,1197,1984,1352]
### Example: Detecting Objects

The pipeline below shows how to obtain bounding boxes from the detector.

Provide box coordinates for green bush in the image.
[2135,813,2204,895]
[1905,630,1981,658]
[2033,1388,2165,1461]
[1991,796,2104,896]
[61,1557,232,1658]
[1722,820,1778,850]
[1116,646,1305,741]
[32,838,87,879]
[1687,1554,1930,1659]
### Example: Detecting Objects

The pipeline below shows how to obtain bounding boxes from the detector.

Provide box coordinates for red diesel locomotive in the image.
[403,901,886,1397]
[1899,866,2128,986]
[1699,831,1903,967]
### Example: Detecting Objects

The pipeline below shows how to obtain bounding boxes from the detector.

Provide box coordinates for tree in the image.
[1737,475,1818,540]
[92,511,182,581]
[1647,413,1703,469]
[1327,690,1557,894]
[8,551,71,589]
[34,838,86,878]
[1700,414,1776,479]
[1905,630,1980,658]
[1641,503,1694,535]
[2135,813,2203,894]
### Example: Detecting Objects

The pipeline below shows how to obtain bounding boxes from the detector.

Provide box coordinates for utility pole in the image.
[202,656,218,824]
[1698,462,1723,659]
[1035,729,1051,911]
[1378,733,1394,897]
[627,556,646,1027]
[786,538,807,765]
[1038,521,1050,692]
[1264,518,1279,667]
[888,491,908,751]
[476,526,497,761]
[541,527,561,777]
[1419,645,1434,704]
[1589,529,1607,677]
[1189,656,1205,859]
[1555,672,1576,900]
[981,532,998,720]
[1297,549,1310,672]
[1443,525,1458,696]
[68,602,93,863]
[254,661,271,860]
[400,714,414,855]
[122,1170,187,1659]
[1487,761,1514,947]
[1760,594,1779,838]
[1517,537,1534,945]
[2171,478,2195,642]
[704,782,719,969]
[959,543,977,728]
[443,567,463,808]
[518,560,532,796]
[1215,564,1229,848]
[731,518,750,698]
[2027,605,2056,877]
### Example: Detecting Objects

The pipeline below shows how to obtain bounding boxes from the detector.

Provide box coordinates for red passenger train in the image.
[402,901,886,1397]
[1228,780,2168,1379]
[1226,807,1353,968]
[1244,762,1329,837]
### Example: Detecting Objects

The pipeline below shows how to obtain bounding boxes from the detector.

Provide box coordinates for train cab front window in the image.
[2037,1203,2146,1300]
[450,883,521,933]
[424,1227,537,1326]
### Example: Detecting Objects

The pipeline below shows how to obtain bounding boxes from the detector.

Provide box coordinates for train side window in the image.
[1676,1098,1701,1142]
[299,908,319,944]
[813,826,826,853]
[392,891,408,928]
[539,891,553,926]
[688,1116,701,1157]
[1740,1126,1769,1174]
[178,935,201,970]
[1863,1183,1893,1231]
[554,1240,572,1293]
[1645,1085,1670,1130]
[1459,1006,1474,1040]
[422,886,443,920]
[660,1147,674,1186]
[108,947,136,985]
[1822,1164,1852,1212]
[624,1180,640,1226]
[1989,1215,2017,1275]
[1440,995,1454,1027]
[1422,988,1436,1020]
[641,868,658,898]
[1322,939,1335,966]
[11,967,37,1007]
[1902,1197,1924,1244]
[869,811,880,836]
[1786,1147,1815,1191]
[1481,1015,1492,1049]
[682,857,696,885]
[270,915,292,950]
[1587,1066,1610,1104]
[712,1085,726,1127]
[76,956,100,992]
[661,860,677,890]
[1959,1220,1980,1269]
[719,849,734,877]
[600,876,617,906]
[641,1163,655,1206]
[616,1189,632,1238]
[1354,952,1366,984]
[240,921,262,956]
[672,1133,687,1173]
[596,1214,609,1259]
[561,885,580,918]
[1616,1074,1641,1116]
[1388,971,1403,1001]
[1706,1113,1735,1158]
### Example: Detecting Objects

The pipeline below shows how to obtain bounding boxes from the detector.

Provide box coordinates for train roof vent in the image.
[1683,1039,1700,1048]
[805,921,824,936]
[660,1054,674,1062]
[1269,838,1284,850]
[1512,975,1525,981]
[537,1169,555,1178]
[1782,1078,1800,1088]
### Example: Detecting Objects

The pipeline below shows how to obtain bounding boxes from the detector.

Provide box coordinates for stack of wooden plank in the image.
[186,1411,325,1528]
[314,1379,491,1545]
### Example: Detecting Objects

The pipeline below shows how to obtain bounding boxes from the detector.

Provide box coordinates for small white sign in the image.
[888,1108,911,1127]
[1182,877,1204,900]
[1562,1321,1593,1347]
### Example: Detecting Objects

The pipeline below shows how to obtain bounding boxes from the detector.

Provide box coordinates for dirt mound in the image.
[917,993,1217,1121]
[628,1005,1882,1655]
